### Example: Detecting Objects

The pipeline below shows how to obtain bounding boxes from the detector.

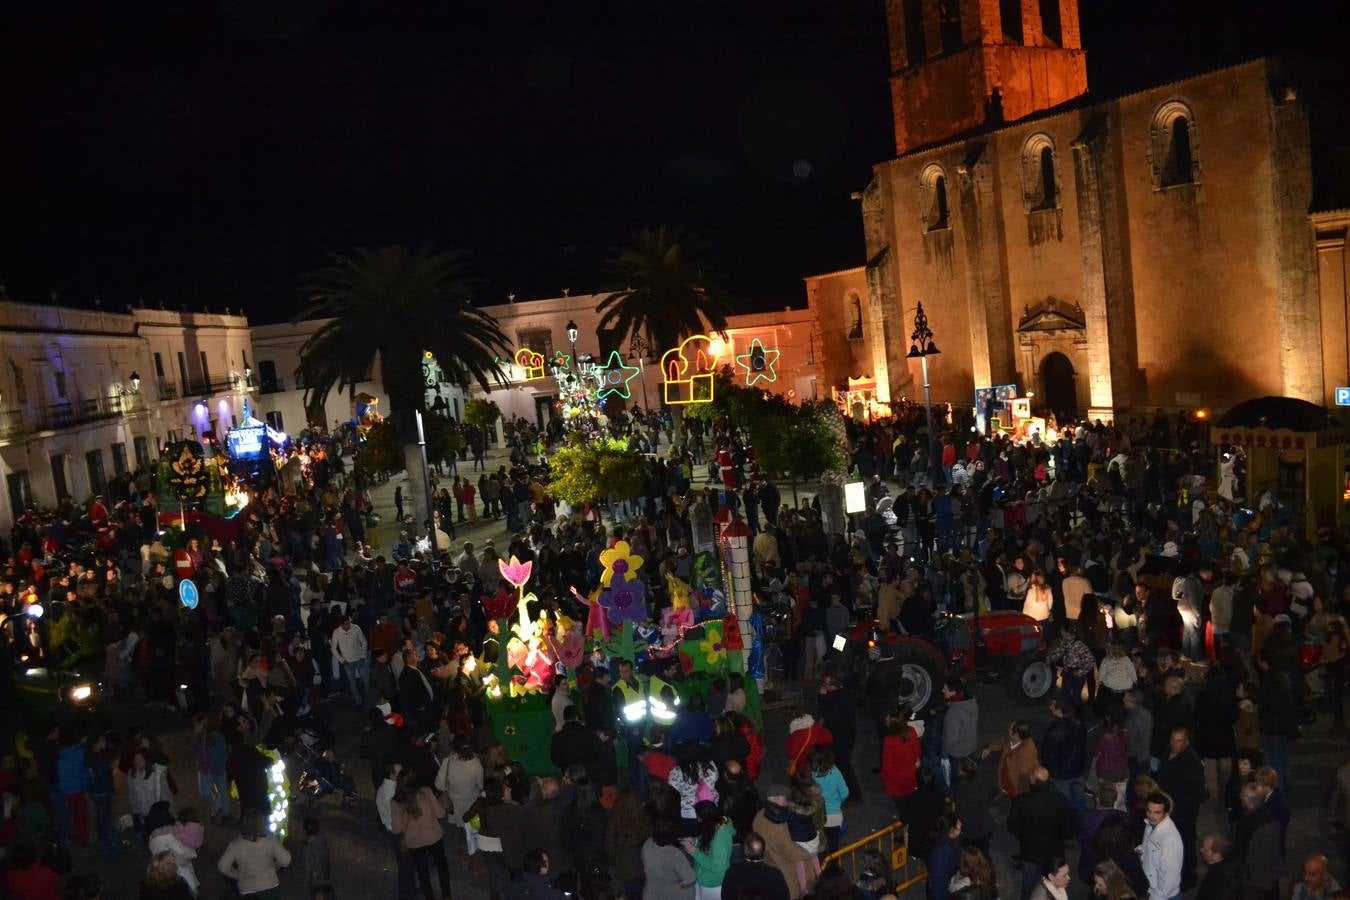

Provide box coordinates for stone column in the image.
[720,517,753,674]
[1072,114,1138,418]
[955,142,1014,389]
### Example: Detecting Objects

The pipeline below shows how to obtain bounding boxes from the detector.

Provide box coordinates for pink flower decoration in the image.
[498,555,533,588]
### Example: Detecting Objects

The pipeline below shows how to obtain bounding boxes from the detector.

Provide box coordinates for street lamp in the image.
[905,302,941,485]
[128,372,141,392]
[565,320,579,373]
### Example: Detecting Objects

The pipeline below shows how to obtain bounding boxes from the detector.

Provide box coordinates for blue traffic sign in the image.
[178,578,199,610]
[1336,387,1350,407]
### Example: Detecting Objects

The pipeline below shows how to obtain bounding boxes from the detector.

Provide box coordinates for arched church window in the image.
[920,164,951,231]
[1149,99,1200,189]
[1021,133,1060,211]
[847,294,864,340]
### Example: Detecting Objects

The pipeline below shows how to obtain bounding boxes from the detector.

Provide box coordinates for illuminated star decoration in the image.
[594,350,641,400]
[735,338,780,386]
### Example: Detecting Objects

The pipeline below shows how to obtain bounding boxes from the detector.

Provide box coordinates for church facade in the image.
[808,0,1350,421]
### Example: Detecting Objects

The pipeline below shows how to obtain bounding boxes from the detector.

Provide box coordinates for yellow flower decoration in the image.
[666,573,692,610]
[599,540,644,588]
[698,621,727,665]
[555,613,576,633]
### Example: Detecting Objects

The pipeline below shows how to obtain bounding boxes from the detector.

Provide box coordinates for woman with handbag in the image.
[391,770,453,900]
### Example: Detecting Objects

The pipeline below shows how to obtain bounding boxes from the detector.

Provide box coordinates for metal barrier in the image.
[822,820,927,897]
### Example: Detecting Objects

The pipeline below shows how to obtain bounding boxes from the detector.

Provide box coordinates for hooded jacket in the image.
[784,715,832,774]
[942,696,979,759]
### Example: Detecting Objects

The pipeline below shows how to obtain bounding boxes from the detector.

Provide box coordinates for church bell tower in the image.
[884,0,1088,155]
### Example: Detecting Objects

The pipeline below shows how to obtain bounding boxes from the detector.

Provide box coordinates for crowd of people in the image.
[0,402,1345,900]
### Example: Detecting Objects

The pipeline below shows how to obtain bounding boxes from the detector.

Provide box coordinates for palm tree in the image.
[597,227,735,437]
[295,245,507,531]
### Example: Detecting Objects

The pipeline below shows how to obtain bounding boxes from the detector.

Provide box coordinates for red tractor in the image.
[848,610,1054,714]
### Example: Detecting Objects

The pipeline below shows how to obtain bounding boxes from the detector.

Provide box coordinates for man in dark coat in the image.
[1149,675,1194,763]
[551,706,598,773]
[1040,697,1087,816]
[1156,725,1206,891]
[1007,767,1076,900]
[396,648,437,731]
[1196,833,1246,900]
[722,832,789,900]
[817,672,861,802]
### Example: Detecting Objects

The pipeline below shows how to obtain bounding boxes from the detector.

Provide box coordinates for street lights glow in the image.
[565,320,579,373]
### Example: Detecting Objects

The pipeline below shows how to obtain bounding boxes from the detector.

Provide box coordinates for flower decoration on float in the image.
[598,572,648,626]
[599,541,644,588]
[698,620,727,665]
[735,338,781,387]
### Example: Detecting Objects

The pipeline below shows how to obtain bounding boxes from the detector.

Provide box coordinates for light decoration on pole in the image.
[735,338,780,387]
[595,350,642,400]
[661,334,722,405]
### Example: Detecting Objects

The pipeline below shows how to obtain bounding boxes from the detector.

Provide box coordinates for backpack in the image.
[1094,726,1129,781]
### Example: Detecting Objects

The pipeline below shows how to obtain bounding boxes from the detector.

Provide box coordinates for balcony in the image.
[156,380,179,400]
[37,394,142,430]
[260,378,286,395]
[0,410,25,440]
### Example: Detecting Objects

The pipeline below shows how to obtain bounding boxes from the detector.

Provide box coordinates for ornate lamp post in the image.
[566,320,579,373]
[905,302,941,484]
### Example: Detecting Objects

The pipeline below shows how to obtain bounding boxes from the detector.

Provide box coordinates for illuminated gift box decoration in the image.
[661,334,722,405]
[515,348,547,381]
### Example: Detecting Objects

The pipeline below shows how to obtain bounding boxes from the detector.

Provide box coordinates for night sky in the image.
[2,0,1345,324]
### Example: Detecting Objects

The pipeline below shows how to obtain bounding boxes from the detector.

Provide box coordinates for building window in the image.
[517,328,554,359]
[200,351,211,387]
[50,453,68,502]
[154,352,165,378]
[1150,99,1200,189]
[266,411,284,433]
[1000,0,1024,43]
[54,370,68,400]
[86,450,106,495]
[1021,133,1061,211]
[903,0,925,63]
[177,352,189,390]
[938,0,962,53]
[920,164,951,231]
[847,294,864,340]
[111,443,128,476]
[1039,0,1062,46]
[6,471,32,517]
[134,436,151,470]
[8,362,26,405]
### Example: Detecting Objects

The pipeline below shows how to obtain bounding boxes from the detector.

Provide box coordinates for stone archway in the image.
[1040,352,1078,421]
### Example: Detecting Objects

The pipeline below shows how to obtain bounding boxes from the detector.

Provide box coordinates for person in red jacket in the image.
[785,710,833,776]
[729,712,765,782]
[881,705,923,819]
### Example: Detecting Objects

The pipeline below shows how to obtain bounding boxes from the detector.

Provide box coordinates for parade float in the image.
[481,523,766,775]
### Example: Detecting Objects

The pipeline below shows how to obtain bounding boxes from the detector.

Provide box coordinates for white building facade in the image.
[0,300,256,531]
[250,319,468,436]
[472,293,818,428]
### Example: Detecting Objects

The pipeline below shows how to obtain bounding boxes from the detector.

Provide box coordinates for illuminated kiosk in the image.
[484,537,763,775]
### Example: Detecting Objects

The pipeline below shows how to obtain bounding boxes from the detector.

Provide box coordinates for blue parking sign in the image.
[1337,387,1350,407]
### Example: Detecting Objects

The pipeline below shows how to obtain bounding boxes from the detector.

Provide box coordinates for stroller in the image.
[284,713,358,808]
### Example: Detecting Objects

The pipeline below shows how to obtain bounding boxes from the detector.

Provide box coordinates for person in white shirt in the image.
[331,616,369,706]
[1139,791,1183,900]
[376,762,418,899]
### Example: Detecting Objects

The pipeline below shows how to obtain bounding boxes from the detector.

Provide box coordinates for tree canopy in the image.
[546,434,649,508]
[295,245,508,413]
[597,227,735,352]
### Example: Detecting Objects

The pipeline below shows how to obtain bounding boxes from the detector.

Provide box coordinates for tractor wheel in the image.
[1007,652,1054,703]
[892,641,946,715]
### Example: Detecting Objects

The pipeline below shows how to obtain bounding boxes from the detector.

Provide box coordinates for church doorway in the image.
[1039,352,1078,421]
